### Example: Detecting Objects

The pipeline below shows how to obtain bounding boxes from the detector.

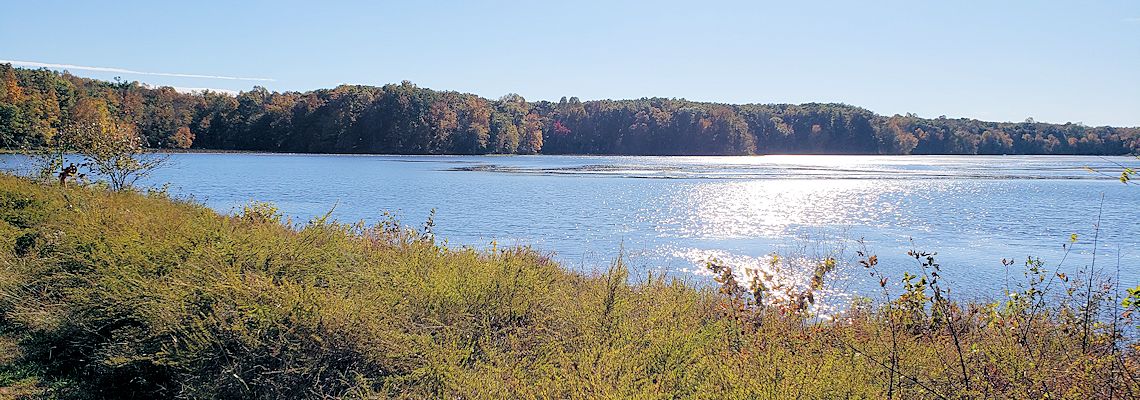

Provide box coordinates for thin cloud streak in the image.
[167,86,240,96]
[0,59,275,82]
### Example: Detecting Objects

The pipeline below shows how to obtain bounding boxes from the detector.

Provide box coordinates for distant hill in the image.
[2,64,1137,155]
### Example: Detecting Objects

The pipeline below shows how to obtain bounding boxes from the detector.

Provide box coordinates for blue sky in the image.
[2,0,1138,126]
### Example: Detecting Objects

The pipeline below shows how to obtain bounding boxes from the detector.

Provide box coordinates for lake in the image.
[4,154,1137,304]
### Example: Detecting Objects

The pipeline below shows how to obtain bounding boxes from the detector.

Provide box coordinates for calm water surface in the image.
[5,154,1137,303]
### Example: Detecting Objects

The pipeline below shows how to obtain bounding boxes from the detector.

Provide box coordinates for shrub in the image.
[0,174,1135,399]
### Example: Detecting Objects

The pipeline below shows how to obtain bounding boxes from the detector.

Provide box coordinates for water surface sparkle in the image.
[2,154,1134,304]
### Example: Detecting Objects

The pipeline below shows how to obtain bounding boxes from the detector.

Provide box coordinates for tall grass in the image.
[0,174,1135,399]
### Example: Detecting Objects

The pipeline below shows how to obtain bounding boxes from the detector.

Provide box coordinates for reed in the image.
[0,174,1135,399]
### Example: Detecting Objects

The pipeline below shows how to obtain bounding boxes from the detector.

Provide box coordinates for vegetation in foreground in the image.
[0,174,1136,399]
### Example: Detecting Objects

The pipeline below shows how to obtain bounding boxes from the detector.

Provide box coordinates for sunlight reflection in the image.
[659,179,916,239]
[667,245,856,317]
[651,175,951,309]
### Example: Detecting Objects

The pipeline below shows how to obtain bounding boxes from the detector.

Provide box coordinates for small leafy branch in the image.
[1084,155,1138,184]
[706,252,840,328]
[1123,286,1140,319]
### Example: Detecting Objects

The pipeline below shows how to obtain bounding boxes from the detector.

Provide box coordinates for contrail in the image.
[0,59,275,82]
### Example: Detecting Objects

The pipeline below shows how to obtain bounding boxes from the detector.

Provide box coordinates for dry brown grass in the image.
[0,174,1135,399]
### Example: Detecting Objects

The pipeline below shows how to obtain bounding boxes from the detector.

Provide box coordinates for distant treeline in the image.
[2,64,1137,155]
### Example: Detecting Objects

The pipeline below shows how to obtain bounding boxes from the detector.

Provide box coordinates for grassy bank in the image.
[0,175,1135,399]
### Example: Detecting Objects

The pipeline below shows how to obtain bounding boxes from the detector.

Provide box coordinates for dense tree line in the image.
[2,64,1137,155]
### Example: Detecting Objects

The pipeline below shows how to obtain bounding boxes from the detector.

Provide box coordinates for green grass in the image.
[0,174,1135,399]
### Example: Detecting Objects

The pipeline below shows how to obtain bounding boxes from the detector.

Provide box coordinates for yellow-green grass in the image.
[0,174,1134,399]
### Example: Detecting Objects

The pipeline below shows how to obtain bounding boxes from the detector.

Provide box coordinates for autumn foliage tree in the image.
[24,95,168,191]
[1,64,1137,156]
[172,126,195,149]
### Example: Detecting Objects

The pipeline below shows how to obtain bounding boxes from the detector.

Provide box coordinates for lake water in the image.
[4,154,1137,304]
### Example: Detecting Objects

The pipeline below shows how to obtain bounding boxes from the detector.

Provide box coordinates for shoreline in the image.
[0,173,1134,397]
[5,148,1138,157]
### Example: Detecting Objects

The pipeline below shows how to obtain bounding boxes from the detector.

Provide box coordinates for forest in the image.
[2,64,1138,156]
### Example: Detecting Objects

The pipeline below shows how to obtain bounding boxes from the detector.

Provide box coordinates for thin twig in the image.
[829,333,949,400]
[1082,193,1104,352]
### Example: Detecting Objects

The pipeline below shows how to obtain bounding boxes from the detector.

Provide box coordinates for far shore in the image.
[6,148,1135,157]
